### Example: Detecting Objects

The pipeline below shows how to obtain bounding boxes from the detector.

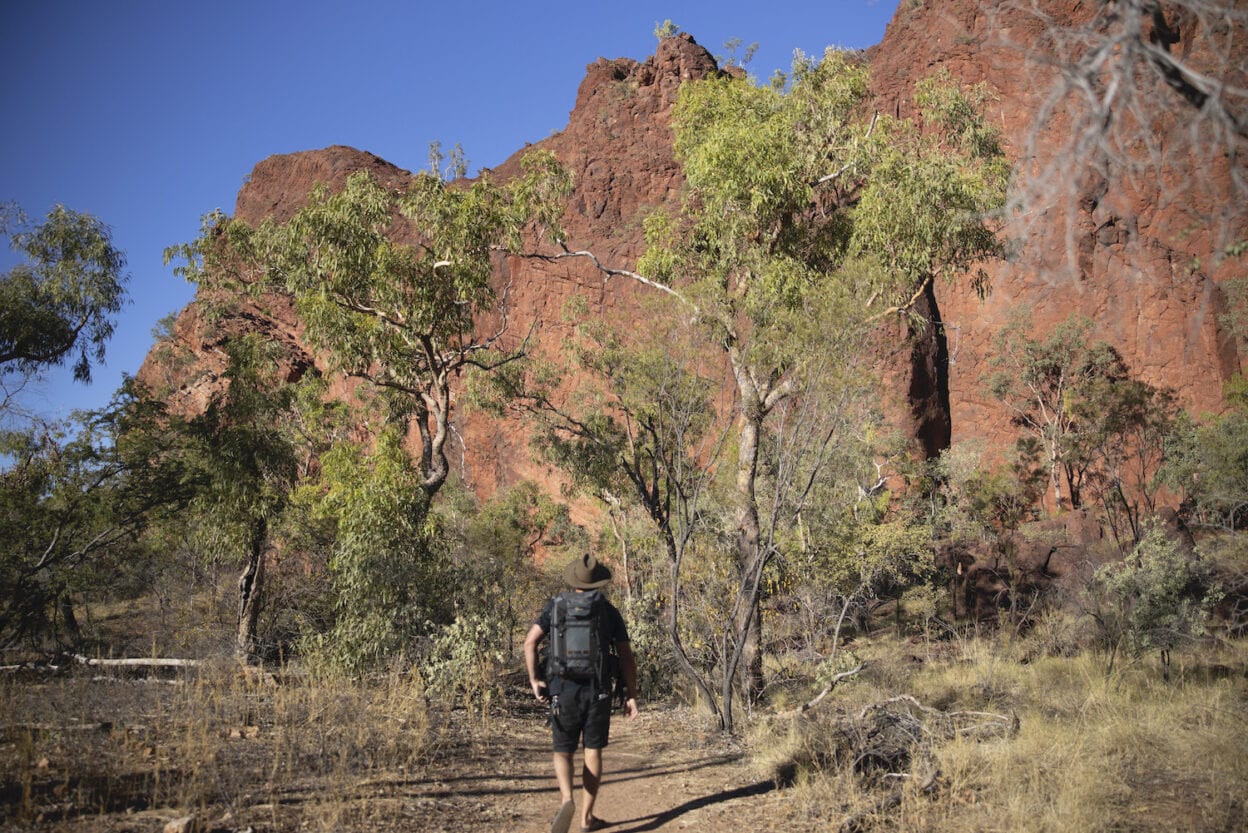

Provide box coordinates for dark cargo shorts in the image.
[551,682,612,752]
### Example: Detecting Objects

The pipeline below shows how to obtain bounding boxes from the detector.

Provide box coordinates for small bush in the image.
[421,610,508,722]
[621,593,671,700]
[1088,525,1221,677]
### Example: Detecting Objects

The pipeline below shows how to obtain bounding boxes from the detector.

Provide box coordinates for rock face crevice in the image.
[140,5,1246,498]
[908,281,953,461]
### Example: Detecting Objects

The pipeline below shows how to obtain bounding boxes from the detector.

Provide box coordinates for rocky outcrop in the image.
[138,35,722,504]
[867,0,1245,454]
[139,8,1246,502]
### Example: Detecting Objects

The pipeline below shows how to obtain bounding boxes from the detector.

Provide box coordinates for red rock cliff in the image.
[139,7,1246,501]
[868,0,1246,454]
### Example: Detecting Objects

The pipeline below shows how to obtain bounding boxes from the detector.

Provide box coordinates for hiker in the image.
[524,552,639,833]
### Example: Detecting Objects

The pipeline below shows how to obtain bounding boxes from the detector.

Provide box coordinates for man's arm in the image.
[523,623,549,703]
[616,640,640,719]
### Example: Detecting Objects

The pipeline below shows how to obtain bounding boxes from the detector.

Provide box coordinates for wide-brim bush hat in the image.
[565,552,613,590]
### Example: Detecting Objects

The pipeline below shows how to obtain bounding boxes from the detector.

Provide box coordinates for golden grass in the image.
[4,620,1244,832]
[757,637,1248,833]
[0,660,433,829]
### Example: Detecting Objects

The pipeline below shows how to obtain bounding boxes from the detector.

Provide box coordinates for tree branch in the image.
[865,273,933,323]
[536,241,697,309]
[786,662,867,715]
[813,112,879,186]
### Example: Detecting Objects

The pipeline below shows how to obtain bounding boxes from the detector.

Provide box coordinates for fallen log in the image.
[73,655,202,669]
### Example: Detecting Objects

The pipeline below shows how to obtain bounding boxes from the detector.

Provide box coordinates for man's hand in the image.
[623,697,639,720]
[523,623,548,703]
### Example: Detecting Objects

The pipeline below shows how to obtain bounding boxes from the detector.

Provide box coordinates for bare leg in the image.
[553,752,575,804]
[581,747,602,827]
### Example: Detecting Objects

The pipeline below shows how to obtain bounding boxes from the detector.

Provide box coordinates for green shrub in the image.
[421,610,508,721]
[1088,524,1221,677]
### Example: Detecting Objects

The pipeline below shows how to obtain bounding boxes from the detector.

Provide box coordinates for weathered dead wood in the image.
[73,654,203,669]
[89,675,184,685]
[839,694,1018,832]
[785,662,867,715]
[839,765,939,833]
[0,663,56,673]
[857,694,1019,739]
[2,721,112,733]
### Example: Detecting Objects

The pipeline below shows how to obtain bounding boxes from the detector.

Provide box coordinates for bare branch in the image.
[865,273,933,323]
[537,241,697,309]
[814,112,879,186]
[786,662,867,715]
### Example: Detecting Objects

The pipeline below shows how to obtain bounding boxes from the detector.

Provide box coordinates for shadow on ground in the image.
[611,780,778,832]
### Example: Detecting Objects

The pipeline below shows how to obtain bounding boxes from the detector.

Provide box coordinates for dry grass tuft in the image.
[0,660,434,830]
[751,636,1248,832]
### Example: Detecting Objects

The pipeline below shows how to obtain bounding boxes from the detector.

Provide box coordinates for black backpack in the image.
[547,590,611,690]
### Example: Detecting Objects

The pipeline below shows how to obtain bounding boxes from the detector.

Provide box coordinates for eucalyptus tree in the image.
[535,51,1006,728]
[1164,377,1248,534]
[176,336,302,663]
[987,312,1127,513]
[168,150,571,668]
[630,53,1007,721]
[0,382,193,648]
[1065,375,1181,547]
[171,151,569,500]
[1,204,128,404]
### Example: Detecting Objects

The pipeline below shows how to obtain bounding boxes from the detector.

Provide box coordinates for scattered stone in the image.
[163,815,202,833]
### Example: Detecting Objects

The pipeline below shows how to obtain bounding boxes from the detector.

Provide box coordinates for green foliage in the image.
[987,308,1190,548]
[1065,375,1181,545]
[643,54,1005,328]
[421,609,508,721]
[820,517,936,602]
[485,294,736,716]
[300,427,450,674]
[653,19,681,40]
[183,336,300,535]
[1163,376,1248,532]
[987,312,1127,512]
[851,70,1007,297]
[427,140,467,181]
[149,312,177,343]
[928,442,1043,547]
[717,37,758,69]
[1217,245,1247,355]
[483,293,724,547]
[663,52,1001,714]
[1,204,128,385]
[142,336,314,661]
[509,52,1004,729]
[168,150,571,499]
[0,382,195,647]
[620,593,670,699]
[431,478,577,656]
[162,149,572,670]
[923,442,1050,625]
[1089,525,1220,673]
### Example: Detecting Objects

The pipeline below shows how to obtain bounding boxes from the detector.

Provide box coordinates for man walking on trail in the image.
[525,553,639,833]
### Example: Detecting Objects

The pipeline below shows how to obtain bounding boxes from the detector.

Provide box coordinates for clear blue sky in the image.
[1,1,898,421]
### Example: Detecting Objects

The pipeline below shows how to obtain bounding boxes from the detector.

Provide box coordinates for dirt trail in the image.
[3,676,822,832]
[411,704,811,833]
